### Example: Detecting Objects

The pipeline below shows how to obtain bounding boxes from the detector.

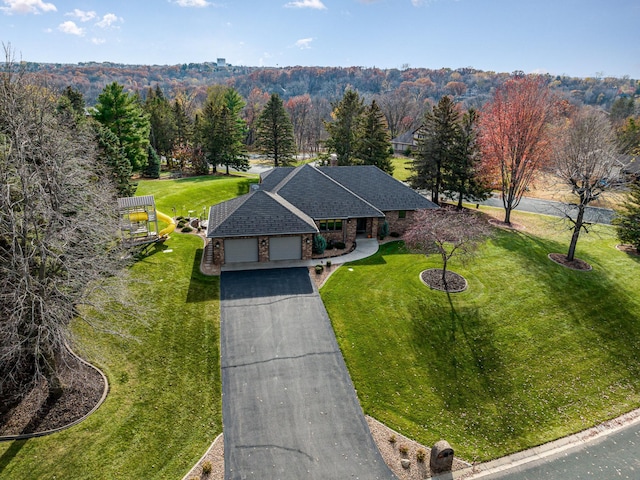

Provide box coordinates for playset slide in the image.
[156,210,176,237]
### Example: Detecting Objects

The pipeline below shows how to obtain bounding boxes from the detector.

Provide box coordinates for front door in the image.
[356,218,367,234]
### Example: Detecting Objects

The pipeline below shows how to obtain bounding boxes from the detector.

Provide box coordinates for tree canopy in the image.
[324,90,364,165]
[0,58,127,401]
[479,76,554,224]
[92,81,151,172]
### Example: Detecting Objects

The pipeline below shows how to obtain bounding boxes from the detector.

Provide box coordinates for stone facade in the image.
[208,234,314,266]
[211,237,225,265]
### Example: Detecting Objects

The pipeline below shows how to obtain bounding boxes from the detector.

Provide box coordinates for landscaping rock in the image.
[400,459,411,469]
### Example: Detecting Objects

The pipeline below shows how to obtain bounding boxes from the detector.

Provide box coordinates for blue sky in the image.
[1,0,639,78]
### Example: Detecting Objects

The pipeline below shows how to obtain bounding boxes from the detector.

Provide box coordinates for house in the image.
[391,127,423,155]
[206,164,437,265]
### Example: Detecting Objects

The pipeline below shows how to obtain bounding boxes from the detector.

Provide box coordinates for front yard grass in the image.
[0,234,221,479]
[321,208,640,462]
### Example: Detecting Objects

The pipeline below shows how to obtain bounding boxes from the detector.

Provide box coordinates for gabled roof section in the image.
[318,165,438,212]
[269,164,384,219]
[207,189,318,238]
[260,167,294,190]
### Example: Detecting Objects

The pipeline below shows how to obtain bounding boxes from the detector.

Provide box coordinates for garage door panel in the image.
[270,236,301,261]
[225,238,258,263]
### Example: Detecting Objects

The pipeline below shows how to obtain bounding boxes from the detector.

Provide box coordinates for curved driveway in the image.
[220,268,396,480]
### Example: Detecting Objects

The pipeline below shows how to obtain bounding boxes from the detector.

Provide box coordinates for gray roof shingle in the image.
[318,165,438,211]
[207,189,318,238]
[265,164,385,219]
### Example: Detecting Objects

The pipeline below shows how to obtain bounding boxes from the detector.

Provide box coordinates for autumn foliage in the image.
[479,76,555,224]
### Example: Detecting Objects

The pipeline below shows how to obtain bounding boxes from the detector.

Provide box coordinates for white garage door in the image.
[225,238,259,263]
[269,236,302,261]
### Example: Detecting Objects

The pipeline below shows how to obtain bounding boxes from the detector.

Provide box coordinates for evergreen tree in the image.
[144,144,161,179]
[444,108,491,208]
[355,99,394,174]
[324,90,365,165]
[411,96,460,204]
[94,123,136,197]
[614,179,640,252]
[199,86,248,174]
[92,82,150,172]
[256,93,296,167]
[144,85,175,158]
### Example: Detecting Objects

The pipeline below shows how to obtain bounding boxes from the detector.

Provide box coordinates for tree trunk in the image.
[567,204,585,261]
[441,253,448,288]
[504,205,512,224]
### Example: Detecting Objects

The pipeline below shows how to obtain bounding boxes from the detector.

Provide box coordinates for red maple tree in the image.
[479,76,555,224]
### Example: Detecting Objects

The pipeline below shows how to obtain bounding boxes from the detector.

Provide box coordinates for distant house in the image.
[620,154,640,180]
[206,164,437,265]
[391,127,423,155]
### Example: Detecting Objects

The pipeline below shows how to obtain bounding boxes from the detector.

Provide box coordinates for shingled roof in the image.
[318,165,438,211]
[206,189,318,238]
[266,164,384,219]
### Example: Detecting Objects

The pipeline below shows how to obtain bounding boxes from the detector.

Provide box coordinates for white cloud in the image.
[173,0,210,6]
[58,20,84,36]
[96,13,122,28]
[295,37,313,49]
[91,37,106,45]
[1,0,56,15]
[65,8,96,22]
[284,0,327,10]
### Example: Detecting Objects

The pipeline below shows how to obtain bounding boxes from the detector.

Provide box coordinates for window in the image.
[398,210,407,219]
[319,219,343,231]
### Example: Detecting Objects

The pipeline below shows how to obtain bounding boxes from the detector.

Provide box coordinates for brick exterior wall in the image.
[258,236,269,262]
[383,210,417,236]
[315,219,358,244]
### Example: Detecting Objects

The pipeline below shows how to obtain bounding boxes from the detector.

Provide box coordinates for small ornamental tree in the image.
[614,179,640,252]
[313,234,327,254]
[403,209,491,290]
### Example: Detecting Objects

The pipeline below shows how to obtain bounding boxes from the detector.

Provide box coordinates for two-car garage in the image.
[224,236,302,264]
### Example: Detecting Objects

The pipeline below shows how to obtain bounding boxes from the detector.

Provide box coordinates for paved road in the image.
[475,422,640,479]
[480,195,615,225]
[220,268,396,480]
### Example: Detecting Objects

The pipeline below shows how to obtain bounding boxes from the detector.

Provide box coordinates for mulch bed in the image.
[0,352,105,437]
[548,253,592,271]
[616,244,640,256]
[420,269,468,293]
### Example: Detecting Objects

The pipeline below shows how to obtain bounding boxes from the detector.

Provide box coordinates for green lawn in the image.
[391,156,412,182]
[321,208,640,462]
[0,229,222,479]
[136,173,258,218]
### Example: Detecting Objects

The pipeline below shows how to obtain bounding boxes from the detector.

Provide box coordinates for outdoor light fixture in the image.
[261,239,266,246]
[214,242,220,248]
[306,238,310,244]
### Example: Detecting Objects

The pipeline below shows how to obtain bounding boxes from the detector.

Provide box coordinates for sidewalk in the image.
[219,238,379,272]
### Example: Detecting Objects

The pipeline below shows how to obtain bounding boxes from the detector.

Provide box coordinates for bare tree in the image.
[403,208,492,290]
[553,107,621,261]
[0,50,127,402]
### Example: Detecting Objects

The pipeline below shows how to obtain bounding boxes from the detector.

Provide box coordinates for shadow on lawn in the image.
[186,248,219,303]
[493,229,640,380]
[409,294,525,441]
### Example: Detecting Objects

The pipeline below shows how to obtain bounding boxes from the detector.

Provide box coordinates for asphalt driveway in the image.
[220,268,396,480]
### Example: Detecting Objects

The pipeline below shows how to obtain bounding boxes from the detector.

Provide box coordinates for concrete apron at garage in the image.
[220,268,397,480]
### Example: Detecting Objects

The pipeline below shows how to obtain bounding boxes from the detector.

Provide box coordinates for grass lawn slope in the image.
[0,222,221,478]
[321,208,640,462]
[136,173,258,218]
